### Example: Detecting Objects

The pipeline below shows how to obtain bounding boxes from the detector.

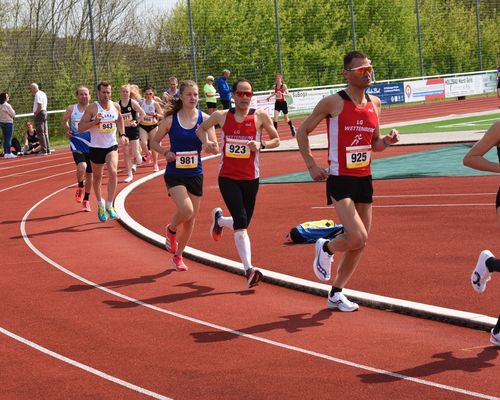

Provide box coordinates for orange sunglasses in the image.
[346,65,373,75]
[235,90,253,98]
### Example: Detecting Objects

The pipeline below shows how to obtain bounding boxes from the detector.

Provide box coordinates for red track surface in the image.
[1,96,499,399]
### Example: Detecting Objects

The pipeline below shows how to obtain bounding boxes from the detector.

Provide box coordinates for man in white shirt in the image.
[30,83,50,154]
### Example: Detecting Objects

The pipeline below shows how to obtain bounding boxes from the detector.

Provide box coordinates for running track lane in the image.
[3,180,500,399]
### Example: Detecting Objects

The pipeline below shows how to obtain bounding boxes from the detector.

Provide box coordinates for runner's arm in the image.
[61,105,73,138]
[370,95,399,151]
[297,95,339,180]
[256,109,279,150]
[77,104,97,132]
[463,121,500,173]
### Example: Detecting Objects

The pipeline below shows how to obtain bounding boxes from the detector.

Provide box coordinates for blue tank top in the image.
[69,104,91,153]
[165,110,203,176]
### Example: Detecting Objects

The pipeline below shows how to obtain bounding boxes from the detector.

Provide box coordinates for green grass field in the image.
[381,112,500,135]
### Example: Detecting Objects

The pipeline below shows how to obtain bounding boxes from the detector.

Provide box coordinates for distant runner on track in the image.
[62,86,93,212]
[297,51,399,312]
[463,120,500,347]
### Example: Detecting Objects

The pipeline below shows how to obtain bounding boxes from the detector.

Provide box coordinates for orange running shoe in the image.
[75,187,84,203]
[172,255,188,271]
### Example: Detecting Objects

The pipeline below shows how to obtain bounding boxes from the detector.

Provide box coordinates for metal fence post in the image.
[415,0,424,77]
[274,0,283,74]
[475,0,483,70]
[87,0,99,90]
[187,0,198,82]
[349,0,357,50]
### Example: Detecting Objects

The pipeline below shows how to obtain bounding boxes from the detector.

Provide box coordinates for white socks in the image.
[234,229,252,271]
[218,215,234,230]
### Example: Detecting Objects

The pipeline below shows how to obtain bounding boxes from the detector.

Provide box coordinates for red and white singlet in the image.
[220,109,261,180]
[327,90,379,177]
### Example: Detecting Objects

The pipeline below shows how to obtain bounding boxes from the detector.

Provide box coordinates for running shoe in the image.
[82,200,91,212]
[165,224,177,254]
[4,153,17,159]
[290,124,297,137]
[153,163,159,172]
[145,150,152,164]
[135,155,143,166]
[490,329,500,347]
[471,250,493,293]
[313,238,333,281]
[327,291,359,312]
[246,268,263,288]
[74,187,84,203]
[97,204,108,222]
[106,206,119,220]
[172,255,188,272]
[210,207,224,241]
[124,173,133,183]
[131,164,137,172]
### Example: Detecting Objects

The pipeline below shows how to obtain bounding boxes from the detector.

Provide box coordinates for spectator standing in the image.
[216,69,232,110]
[0,92,16,158]
[204,75,217,114]
[30,83,50,155]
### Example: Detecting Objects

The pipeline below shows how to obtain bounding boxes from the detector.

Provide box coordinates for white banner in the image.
[252,87,344,116]
[444,73,496,98]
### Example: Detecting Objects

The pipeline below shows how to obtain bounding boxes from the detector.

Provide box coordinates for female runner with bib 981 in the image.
[150,80,217,272]
[196,78,280,288]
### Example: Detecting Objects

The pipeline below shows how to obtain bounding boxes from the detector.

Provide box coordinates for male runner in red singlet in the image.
[197,78,279,288]
[297,51,399,312]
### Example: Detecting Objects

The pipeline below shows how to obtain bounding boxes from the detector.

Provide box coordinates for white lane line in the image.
[0,170,74,193]
[0,161,75,180]
[313,203,493,209]
[0,154,73,171]
[0,326,171,400]
[18,186,499,400]
[374,193,496,198]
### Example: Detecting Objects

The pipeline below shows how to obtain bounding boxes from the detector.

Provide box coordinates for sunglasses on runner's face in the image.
[346,66,373,75]
[235,91,253,98]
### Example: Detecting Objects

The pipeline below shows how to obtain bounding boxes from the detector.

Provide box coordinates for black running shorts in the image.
[72,151,92,173]
[326,175,373,205]
[274,100,288,114]
[164,173,203,197]
[89,145,118,165]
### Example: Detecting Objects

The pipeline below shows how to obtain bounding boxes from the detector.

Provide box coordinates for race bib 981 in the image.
[175,151,198,169]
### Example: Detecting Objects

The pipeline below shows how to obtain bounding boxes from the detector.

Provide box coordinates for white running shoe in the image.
[490,329,500,347]
[135,155,143,166]
[327,292,359,312]
[4,153,17,159]
[313,238,333,281]
[471,250,493,293]
[131,164,137,172]
[124,173,133,183]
